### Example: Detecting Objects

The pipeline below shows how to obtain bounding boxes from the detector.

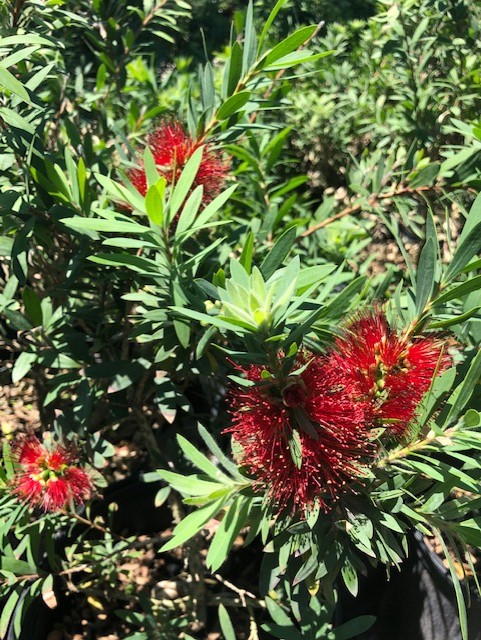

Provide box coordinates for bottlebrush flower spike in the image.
[226,355,373,513]
[128,120,228,204]
[11,436,93,512]
[330,309,451,437]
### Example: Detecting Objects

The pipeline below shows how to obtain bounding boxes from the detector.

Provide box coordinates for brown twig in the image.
[59,508,130,543]
[11,0,27,28]
[300,184,439,239]
[214,573,261,640]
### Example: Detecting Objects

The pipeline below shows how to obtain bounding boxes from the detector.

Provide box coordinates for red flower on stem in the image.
[329,309,451,437]
[128,120,228,205]
[226,354,373,513]
[11,436,93,512]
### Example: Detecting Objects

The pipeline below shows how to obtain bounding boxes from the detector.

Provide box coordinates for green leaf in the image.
[84,359,151,387]
[223,41,243,98]
[458,192,481,243]
[445,349,481,424]
[207,496,251,571]
[0,34,53,47]
[265,597,295,627]
[159,496,227,552]
[168,146,204,222]
[176,184,236,240]
[95,173,145,211]
[260,227,297,280]
[288,428,302,469]
[239,231,254,273]
[145,180,165,225]
[177,434,230,482]
[296,264,336,292]
[198,424,246,480]
[0,107,35,134]
[263,50,333,72]
[437,533,468,640]
[2,440,14,480]
[89,254,162,275]
[415,219,437,317]
[0,64,32,104]
[174,185,204,239]
[257,0,289,53]
[143,146,160,189]
[156,470,223,496]
[11,351,37,383]
[444,221,481,282]
[261,25,317,69]
[333,616,376,640]
[22,286,43,327]
[433,275,481,306]
[429,306,481,329]
[217,91,251,120]
[408,163,440,188]
[242,0,257,75]
[0,236,13,257]
[0,556,36,575]
[171,305,255,333]
[0,588,20,639]
[320,276,366,319]
[172,280,191,348]
[340,557,359,597]
[218,604,236,640]
[62,217,148,235]
[452,518,481,547]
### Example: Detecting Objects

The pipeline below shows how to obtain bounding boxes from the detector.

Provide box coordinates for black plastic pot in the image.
[336,531,481,640]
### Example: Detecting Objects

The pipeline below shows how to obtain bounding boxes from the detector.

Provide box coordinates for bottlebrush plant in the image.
[2,1,481,639]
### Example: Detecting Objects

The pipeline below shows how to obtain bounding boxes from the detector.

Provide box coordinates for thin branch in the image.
[214,573,261,640]
[59,508,129,542]
[300,184,439,239]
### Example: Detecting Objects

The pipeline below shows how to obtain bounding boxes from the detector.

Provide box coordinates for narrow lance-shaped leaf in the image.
[167,146,204,223]
[258,25,318,70]
[257,0,289,53]
[198,423,247,480]
[218,604,237,640]
[223,40,243,98]
[445,348,481,424]
[216,90,251,120]
[159,496,228,552]
[207,496,251,571]
[415,236,436,318]
[438,532,468,640]
[433,275,481,306]
[177,434,231,482]
[260,227,297,279]
[145,180,165,225]
[242,0,257,75]
[0,64,32,104]
[444,221,481,282]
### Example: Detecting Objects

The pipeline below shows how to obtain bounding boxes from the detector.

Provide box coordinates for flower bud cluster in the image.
[11,436,93,512]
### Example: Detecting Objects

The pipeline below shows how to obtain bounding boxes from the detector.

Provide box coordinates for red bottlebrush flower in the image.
[226,355,373,513]
[11,436,93,512]
[128,120,228,205]
[330,309,451,437]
